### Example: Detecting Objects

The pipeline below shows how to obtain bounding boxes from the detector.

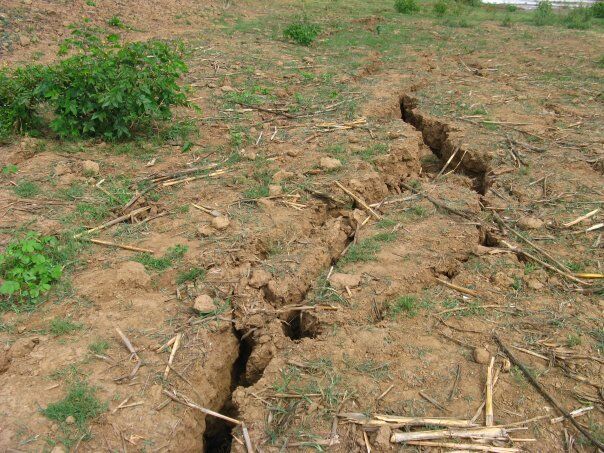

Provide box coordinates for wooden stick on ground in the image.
[335,181,382,220]
[400,182,474,220]
[407,440,520,452]
[493,213,570,273]
[485,357,495,427]
[115,327,140,362]
[75,206,151,238]
[500,240,588,285]
[87,239,155,254]
[493,334,604,450]
[163,333,182,379]
[163,389,241,425]
[436,278,479,297]
[390,426,508,443]
[563,208,600,228]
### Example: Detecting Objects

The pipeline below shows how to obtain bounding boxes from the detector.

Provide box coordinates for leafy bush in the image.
[533,0,555,25]
[395,0,420,14]
[0,67,45,142]
[283,19,321,45]
[0,24,188,141]
[562,6,592,29]
[593,1,604,18]
[433,0,449,16]
[0,233,62,310]
[506,4,518,11]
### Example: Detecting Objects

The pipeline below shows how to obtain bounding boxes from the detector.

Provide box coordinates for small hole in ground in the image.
[283,311,321,340]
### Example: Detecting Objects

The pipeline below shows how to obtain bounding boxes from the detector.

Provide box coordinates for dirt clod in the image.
[268,185,282,196]
[65,416,75,425]
[473,347,491,364]
[272,169,294,182]
[375,425,392,447]
[320,157,343,170]
[329,273,361,289]
[80,160,100,175]
[249,269,272,289]
[211,216,230,230]
[516,216,544,230]
[193,295,215,313]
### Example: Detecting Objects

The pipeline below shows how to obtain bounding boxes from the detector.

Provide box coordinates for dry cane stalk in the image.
[485,357,495,427]
[390,426,508,443]
[163,333,182,379]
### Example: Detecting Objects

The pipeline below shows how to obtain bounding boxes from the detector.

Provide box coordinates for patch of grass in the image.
[176,267,206,285]
[590,328,604,353]
[1,164,18,175]
[42,381,106,431]
[345,356,391,380]
[566,333,581,347]
[433,0,449,17]
[339,231,397,265]
[593,1,604,18]
[387,295,418,317]
[355,143,389,162]
[283,18,321,46]
[88,340,109,355]
[49,317,83,336]
[12,180,40,197]
[395,0,420,14]
[135,245,188,271]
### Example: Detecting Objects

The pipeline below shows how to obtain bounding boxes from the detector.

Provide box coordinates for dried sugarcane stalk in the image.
[390,426,508,443]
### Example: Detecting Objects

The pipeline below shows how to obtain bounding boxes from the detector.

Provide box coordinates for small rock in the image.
[517,216,544,230]
[193,295,215,313]
[286,149,301,157]
[249,269,272,289]
[220,85,235,93]
[329,273,361,290]
[16,326,26,334]
[19,35,31,46]
[65,415,76,425]
[375,425,392,447]
[211,216,230,230]
[196,225,214,237]
[268,185,282,197]
[349,136,360,143]
[50,446,66,453]
[501,358,511,373]
[320,157,342,170]
[207,82,217,89]
[272,169,294,182]
[81,160,100,176]
[473,347,491,364]
[302,56,314,64]
[387,131,404,139]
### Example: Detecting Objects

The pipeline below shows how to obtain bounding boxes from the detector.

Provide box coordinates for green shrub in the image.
[395,0,420,14]
[1,24,188,141]
[562,6,592,29]
[592,1,604,17]
[506,4,518,11]
[433,0,449,16]
[533,0,556,25]
[283,19,321,45]
[0,233,62,310]
[0,67,45,142]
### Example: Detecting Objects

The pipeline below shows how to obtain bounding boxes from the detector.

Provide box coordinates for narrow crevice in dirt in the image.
[202,327,251,452]
[400,94,491,195]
